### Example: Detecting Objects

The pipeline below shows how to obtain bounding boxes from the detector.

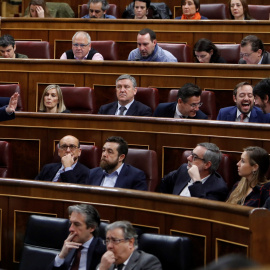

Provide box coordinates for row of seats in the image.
[15,40,241,63]
[0,84,218,119]
[19,215,192,270]
[79,3,270,20]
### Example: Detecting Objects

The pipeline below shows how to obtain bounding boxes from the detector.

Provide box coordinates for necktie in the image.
[240,113,247,122]
[119,106,127,115]
[70,246,83,270]
[116,264,124,270]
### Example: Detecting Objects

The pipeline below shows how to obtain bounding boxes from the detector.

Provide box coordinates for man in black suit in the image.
[160,142,228,201]
[48,204,106,270]
[253,78,270,114]
[35,135,89,184]
[86,136,147,191]
[153,83,207,119]
[238,35,270,64]
[98,221,162,270]
[98,74,152,116]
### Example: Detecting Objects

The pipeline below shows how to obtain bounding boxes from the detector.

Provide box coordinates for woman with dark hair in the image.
[227,146,270,207]
[134,0,151,19]
[175,0,207,20]
[193,39,226,63]
[25,0,51,18]
[228,0,252,20]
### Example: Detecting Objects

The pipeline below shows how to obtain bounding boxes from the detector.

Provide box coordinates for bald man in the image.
[35,135,89,184]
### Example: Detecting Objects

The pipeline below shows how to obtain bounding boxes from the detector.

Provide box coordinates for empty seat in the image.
[139,233,192,270]
[125,148,158,192]
[168,89,217,120]
[60,87,96,114]
[0,84,23,111]
[136,87,159,112]
[215,44,240,64]
[79,3,119,18]
[200,3,228,19]
[91,41,119,60]
[19,215,70,270]
[0,141,13,178]
[248,5,270,20]
[15,41,50,59]
[53,144,101,169]
[158,43,192,62]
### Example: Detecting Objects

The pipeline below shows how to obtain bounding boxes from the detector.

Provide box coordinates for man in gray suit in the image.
[98,221,162,270]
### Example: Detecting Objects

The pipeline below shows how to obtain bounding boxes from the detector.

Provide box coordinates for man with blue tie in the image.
[98,74,152,116]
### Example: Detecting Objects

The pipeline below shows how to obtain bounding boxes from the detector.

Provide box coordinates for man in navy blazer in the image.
[217,82,269,123]
[160,142,228,201]
[153,83,207,119]
[98,74,152,116]
[35,135,89,184]
[48,204,106,270]
[0,92,19,122]
[86,136,147,191]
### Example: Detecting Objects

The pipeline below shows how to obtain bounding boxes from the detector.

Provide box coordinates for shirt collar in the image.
[117,100,134,112]
[103,163,124,176]
[236,108,251,119]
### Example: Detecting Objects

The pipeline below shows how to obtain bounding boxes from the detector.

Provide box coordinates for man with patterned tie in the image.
[217,82,269,123]
[48,204,106,270]
[98,74,152,116]
[98,221,162,270]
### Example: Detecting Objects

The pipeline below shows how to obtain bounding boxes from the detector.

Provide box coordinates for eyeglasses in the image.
[240,52,254,58]
[186,102,203,108]
[190,151,205,162]
[72,43,89,48]
[103,238,130,245]
[59,144,79,151]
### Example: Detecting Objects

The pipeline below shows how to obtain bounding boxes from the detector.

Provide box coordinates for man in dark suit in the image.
[48,204,106,270]
[0,92,19,121]
[35,135,89,184]
[253,77,270,114]
[217,82,269,123]
[98,74,152,116]
[153,83,207,119]
[86,136,147,191]
[238,35,270,65]
[98,221,162,270]
[160,142,228,201]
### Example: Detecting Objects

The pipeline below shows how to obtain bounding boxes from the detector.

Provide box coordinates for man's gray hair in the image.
[116,74,137,88]
[72,31,91,43]
[87,0,110,11]
[197,142,222,172]
[106,220,138,247]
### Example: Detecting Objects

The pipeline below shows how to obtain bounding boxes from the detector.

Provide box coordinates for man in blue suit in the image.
[153,83,207,119]
[86,136,147,191]
[98,74,152,116]
[160,142,228,201]
[217,82,268,123]
[48,204,106,270]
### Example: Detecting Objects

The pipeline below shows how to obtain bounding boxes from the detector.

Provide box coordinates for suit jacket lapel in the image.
[173,168,190,195]
[126,101,137,116]
[51,163,62,181]
[109,102,119,115]
[125,250,140,270]
[86,237,97,270]
[114,164,127,188]
[92,169,104,186]
[228,107,237,121]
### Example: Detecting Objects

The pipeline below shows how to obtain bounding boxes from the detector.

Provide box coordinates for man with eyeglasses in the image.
[60,31,104,60]
[48,204,106,270]
[217,82,269,123]
[35,135,89,183]
[81,0,116,19]
[153,83,207,119]
[239,35,270,64]
[160,142,228,201]
[98,221,162,270]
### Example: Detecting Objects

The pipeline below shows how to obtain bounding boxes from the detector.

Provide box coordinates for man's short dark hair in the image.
[233,82,252,97]
[68,204,100,237]
[240,35,264,54]
[88,0,110,11]
[0,34,15,48]
[133,0,151,9]
[177,83,202,103]
[138,28,156,42]
[105,136,128,158]
[253,78,270,102]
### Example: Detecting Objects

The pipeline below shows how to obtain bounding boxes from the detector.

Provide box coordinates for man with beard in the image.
[253,78,270,114]
[160,142,228,201]
[217,82,268,123]
[85,136,147,190]
[48,204,106,270]
[35,135,89,183]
